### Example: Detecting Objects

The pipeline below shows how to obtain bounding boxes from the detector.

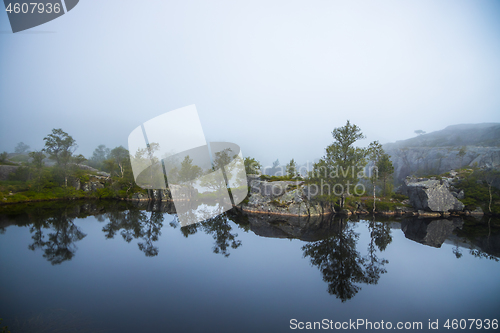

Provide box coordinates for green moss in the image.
[260,174,302,182]
[270,199,288,208]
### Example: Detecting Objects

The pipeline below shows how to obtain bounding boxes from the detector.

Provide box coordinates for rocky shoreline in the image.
[0,168,494,219]
[233,173,488,218]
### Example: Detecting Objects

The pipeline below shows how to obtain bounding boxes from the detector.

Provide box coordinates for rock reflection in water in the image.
[243,214,343,241]
[1,201,499,271]
[401,216,500,261]
[401,218,464,248]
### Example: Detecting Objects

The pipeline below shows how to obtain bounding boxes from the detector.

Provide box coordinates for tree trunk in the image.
[488,183,492,213]
[119,162,124,178]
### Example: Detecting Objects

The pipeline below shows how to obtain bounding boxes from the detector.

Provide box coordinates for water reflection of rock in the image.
[401,218,463,248]
[244,214,343,241]
[2,202,498,264]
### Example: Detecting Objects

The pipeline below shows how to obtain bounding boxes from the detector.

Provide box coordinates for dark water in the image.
[0,201,499,332]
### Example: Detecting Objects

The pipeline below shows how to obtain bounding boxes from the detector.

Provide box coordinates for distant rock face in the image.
[382,124,500,181]
[386,146,500,181]
[405,178,465,212]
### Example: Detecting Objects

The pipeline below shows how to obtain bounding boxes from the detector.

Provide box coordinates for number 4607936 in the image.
[6,2,61,14]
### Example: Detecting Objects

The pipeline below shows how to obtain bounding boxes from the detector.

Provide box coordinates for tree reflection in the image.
[371,219,392,252]
[180,212,242,257]
[365,217,389,285]
[467,219,499,262]
[453,217,500,261]
[102,209,163,257]
[302,216,389,302]
[27,210,86,265]
[138,211,163,257]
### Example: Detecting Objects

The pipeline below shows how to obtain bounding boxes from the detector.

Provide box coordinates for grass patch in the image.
[260,174,303,182]
[391,193,408,201]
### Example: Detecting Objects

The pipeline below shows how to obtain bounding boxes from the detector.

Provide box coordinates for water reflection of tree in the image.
[28,211,86,265]
[365,217,390,285]
[302,217,390,302]
[138,212,163,257]
[454,217,500,262]
[180,212,241,257]
[102,210,163,257]
[467,218,499,262]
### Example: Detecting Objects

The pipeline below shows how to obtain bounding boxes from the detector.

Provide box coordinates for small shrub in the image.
[270,199,288,208]
[391,193,408,201]
[94,188,115,199]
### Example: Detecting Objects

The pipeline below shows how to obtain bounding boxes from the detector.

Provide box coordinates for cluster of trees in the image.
[308,120,394,210]
[8,128,140,199]
[9,129,83,191]
[241,121,396,211]
[6,122,396,208]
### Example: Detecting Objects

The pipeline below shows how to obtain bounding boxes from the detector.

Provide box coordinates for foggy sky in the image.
[1,0,500,166]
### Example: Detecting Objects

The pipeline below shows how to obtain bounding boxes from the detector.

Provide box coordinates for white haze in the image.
[1,0,500,166]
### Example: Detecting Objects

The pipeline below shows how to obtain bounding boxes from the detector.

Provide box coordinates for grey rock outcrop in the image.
[383,123,500,181]
[0,165,19,181]
[387,146,500,182]
[405,178,465,212]
[71,164,111,177]
[71,175,108,192]
[238,175,329,216]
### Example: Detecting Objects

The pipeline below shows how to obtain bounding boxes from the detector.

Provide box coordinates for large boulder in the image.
[406,178,464,212]
[240,175,326,216]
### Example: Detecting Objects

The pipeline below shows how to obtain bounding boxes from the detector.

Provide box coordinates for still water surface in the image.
[0,201,499,332]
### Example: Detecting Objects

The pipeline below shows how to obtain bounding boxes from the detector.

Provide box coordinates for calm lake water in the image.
[0,201,499,332]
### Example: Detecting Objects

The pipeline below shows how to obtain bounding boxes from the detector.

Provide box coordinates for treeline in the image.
[2,128,144,203]
[243,120,396,212]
